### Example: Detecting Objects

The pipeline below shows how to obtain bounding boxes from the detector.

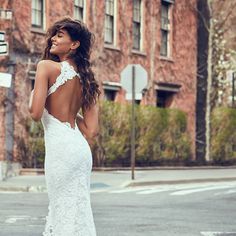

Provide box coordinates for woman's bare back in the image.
[45,60,82,129]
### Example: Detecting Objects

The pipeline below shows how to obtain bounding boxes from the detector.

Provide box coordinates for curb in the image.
[1,177,236,192]
[18,166,236,176]
[124,177,236,187]
[93,166,236,171]
[20,168,44,175]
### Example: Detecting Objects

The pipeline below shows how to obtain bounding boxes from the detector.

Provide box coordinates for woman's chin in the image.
[49,49,58,55]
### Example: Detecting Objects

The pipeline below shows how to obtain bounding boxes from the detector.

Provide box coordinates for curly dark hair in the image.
[42,17,101,111]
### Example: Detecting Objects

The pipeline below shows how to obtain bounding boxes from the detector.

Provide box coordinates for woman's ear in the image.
[71,41,80,50]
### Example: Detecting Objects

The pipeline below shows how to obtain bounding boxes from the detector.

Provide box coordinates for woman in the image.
[28,17,100,236]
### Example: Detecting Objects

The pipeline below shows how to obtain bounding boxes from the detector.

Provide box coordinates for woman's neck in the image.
[58,54,69,62]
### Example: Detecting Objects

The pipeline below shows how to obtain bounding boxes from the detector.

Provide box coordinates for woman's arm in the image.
[76,103,99,144]
[28,60,49,121]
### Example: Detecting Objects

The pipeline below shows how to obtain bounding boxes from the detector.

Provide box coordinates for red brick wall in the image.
[90,0,197,153]
[0,0,197,162]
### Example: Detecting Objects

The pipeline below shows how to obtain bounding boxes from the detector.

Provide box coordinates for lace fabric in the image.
[47,61,81,97]
[41,61,97,236]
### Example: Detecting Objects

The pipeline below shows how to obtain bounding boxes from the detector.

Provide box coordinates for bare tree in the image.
[196,0,236,162]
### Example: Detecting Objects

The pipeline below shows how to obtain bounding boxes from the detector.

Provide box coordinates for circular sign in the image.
[121,64,148,93]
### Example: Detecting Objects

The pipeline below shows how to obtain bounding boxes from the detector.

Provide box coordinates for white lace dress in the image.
[41,61,97,236]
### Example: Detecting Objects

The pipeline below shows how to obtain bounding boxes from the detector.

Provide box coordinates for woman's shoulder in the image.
[37,60,60,70]
[36,60,61,75]
[37,59,60,67]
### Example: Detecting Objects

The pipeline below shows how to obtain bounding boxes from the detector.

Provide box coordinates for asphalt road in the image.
[0,181,236,236]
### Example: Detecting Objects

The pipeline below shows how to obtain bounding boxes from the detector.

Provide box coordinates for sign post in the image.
[121,64,148,180]
[131,66,135,180]
[233,72,235,107]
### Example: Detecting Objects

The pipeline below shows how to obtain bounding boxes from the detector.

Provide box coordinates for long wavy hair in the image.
[42,17,101,111]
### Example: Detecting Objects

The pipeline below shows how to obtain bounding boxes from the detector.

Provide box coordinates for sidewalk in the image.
[0,167,236,192]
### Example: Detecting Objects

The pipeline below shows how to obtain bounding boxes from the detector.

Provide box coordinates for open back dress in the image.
[41,61,97,236]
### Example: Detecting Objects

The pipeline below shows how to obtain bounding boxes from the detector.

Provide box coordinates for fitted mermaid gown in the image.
[41,61,97,236]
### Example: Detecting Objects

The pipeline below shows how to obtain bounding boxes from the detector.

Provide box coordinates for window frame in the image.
[74,0,85,22]
[132,0,142,51]
[102,81,121,101]
[104,89,117,101]
[31,0,45,29]
[155,82,181,108]
[104,0,117,45]
[156,90,173,108]
[160,1,171,57]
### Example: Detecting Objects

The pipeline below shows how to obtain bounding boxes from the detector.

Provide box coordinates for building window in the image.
[155,82,181,108]
[74,0,84,21]
[160,1,170,57]
[156,90,173,108]
[103,81,121,101]
[105,0,115,44]
[156,91,169,108]
[132,0,141,50]
[104,89,117,101]
[31,0,44,28]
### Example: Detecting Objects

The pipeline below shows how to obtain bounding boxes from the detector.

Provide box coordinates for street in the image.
[1,1,236,236]
[0,181,236,236]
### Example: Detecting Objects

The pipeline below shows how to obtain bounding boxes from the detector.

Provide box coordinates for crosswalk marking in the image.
[170,185,234,196]
[136,188,171,195]
[109,186,151,193]
[214,189,236,196]
[105,182,236,196]
[201,232,236,236]
[4,215,44,224]
[135,183,225,195]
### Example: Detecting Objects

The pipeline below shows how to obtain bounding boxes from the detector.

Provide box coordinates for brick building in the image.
[0,0,197,172]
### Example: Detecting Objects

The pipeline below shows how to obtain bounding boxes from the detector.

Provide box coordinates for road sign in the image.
[121,64,148,94]
[0,31,5,42]
[0,72,12,88]
[0,42,8,55]
[120,64,148,181]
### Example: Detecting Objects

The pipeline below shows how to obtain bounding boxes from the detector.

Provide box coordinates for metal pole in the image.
[232,72,235,107]
[4,7,15,178]
[5,60,15,178]
[131,65,135,180]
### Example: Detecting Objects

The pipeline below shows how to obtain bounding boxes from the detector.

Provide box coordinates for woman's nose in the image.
[51,35,56,42]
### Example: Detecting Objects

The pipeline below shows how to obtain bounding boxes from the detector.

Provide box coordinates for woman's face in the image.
[50,29,73,56]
